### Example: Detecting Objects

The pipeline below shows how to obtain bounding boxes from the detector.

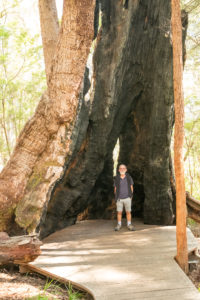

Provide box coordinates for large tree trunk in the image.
[88,0,176,225]
[114,6,188,224]
[0,0,95,234]
[39,0,179,238]
[38,0,60,83]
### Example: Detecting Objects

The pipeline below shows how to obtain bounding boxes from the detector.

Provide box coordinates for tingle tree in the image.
[0,0,191,238]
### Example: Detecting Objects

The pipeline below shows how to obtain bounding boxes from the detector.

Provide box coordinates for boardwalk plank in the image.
[28,219,200,300]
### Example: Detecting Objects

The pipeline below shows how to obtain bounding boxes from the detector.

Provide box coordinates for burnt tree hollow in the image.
[36,0,184,238]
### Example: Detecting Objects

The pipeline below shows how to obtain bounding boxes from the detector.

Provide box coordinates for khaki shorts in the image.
[116,197,132,212]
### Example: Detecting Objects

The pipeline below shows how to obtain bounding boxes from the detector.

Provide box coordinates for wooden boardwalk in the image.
[28,219,200,300]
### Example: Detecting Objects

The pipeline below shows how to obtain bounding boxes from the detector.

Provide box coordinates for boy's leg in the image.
[126,211,131,224]
[124,198,135,230]
[115,200,123,231]
[117,211,122,223]
[124,197,132,224]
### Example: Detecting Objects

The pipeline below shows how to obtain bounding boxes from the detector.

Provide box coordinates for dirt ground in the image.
[0,265,90,300]
[187,221,200,292]
[189,260,200,291]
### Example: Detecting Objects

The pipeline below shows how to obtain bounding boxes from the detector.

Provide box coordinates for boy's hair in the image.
[118,164,127,169]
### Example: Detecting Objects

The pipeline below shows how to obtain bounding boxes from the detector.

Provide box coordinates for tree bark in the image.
[0,233,41,265]
[171,0,188,274]
[90,0,176,225]
[39,0,179,238]
[0,0,95,234]
[38,0,60,84]
[116,8,188,225]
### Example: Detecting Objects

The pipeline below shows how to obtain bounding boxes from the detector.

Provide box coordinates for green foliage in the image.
[26,279,84,300]
[0,0,46,168]
[27,296,50,300]
[26,279,61,300]
[180,0,200,200]
[187,217,197,226]
[67,283,84,300]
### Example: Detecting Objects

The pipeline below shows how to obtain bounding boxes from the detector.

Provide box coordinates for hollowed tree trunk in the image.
[40,0,178,237]
[86,0,177,226]
[0,0,188,238]
[118,8,188,224]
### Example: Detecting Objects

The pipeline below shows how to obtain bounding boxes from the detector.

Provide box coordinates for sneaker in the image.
[115,224,121,231]
[127,224,135,231]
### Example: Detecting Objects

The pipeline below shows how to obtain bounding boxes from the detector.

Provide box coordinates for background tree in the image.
[0,0,46,167]
[38,0,59,83]
[172,0,188,273]
[181,0,200,200]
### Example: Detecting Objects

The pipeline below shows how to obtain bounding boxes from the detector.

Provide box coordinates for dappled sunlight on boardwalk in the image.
[28,219,200,300]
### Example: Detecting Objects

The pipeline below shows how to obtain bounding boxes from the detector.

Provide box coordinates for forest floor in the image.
[0,265,91,300]
[188,222,200,292]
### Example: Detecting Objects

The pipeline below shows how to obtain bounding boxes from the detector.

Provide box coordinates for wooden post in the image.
[171,0,188,274]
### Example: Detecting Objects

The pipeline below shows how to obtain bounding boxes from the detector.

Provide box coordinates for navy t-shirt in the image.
[115,175,133,199]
